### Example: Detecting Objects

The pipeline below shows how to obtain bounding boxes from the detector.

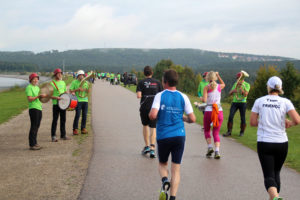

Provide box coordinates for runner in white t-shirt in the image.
[250,76,300,200]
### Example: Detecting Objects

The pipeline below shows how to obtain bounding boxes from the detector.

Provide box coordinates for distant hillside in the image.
[0,48,295,72]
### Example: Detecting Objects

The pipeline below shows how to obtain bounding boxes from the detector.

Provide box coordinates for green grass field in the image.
[0,76,74,125]
[124,84,300,172]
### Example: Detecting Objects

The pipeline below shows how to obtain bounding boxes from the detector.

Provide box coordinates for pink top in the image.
[205,84,222,111]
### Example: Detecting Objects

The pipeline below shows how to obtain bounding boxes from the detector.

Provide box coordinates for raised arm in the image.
[202,86,208,103]
[216,72,225,89]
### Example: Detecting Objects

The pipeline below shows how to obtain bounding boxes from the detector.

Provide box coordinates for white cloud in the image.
[0,0,300,59]
[0,3,140,51]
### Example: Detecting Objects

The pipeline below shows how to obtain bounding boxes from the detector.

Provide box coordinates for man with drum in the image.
[50,68,70,142]
[223,71,250,137]
[70,70,90,135]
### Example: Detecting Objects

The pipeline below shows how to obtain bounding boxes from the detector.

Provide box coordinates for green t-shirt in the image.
[117,74,121,80]
[70,79,89,102]
[51,80,67,105]
[197,80,209,97]
[25,84,42,111]
[231,81,251,103]
[110,73,115,79]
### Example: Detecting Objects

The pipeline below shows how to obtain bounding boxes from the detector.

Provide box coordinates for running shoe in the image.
[141,146,150,155]
[150,150,156,158]
[206,147,214,157]
[214,151,221,159]
[159,179,171,200]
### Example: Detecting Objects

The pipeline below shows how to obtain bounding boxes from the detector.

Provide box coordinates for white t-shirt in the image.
[205,84,223,112]
[251,95,295,143]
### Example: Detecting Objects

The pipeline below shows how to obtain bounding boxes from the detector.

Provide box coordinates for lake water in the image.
[0,77,28,90]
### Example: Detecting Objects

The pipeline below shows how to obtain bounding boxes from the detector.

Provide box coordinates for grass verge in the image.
[0,76,74,125]
[123,84,300,172]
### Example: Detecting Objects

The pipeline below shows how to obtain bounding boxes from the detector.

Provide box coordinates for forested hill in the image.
[0,48,296,72]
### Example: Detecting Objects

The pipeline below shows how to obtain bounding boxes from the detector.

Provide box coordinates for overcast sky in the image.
[0,0,299,59]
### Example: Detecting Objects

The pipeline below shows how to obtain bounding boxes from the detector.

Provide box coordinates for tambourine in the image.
[39,83,53,103]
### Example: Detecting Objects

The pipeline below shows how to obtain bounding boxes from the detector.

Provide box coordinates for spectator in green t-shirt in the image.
[117,73,121,85]
[223,72,251,137]
[25,73,46,150]
[50,68,70,142]
[110,73,115,85]
[197,72,209,102]
[70,70,90,135]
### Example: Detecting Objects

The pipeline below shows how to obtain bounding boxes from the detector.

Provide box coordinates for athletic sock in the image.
[170,196,176,200]
[215,147,220,152]
[162,177,168,183]
[208,144,213,148]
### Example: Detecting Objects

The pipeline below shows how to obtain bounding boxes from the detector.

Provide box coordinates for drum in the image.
[58,93,78,111]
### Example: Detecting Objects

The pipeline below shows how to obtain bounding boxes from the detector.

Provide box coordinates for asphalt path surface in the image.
[79,81,300,200]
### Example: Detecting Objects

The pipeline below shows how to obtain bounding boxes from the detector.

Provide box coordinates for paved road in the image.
[79,81,300,200]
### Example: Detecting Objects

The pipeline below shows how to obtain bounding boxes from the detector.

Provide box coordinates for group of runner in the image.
[136,66,300,200]
[97,72,122,85]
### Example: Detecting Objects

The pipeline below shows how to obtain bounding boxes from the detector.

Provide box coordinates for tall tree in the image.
[247,65,280,108]
[280,62,300,99]
[153,59,174,81]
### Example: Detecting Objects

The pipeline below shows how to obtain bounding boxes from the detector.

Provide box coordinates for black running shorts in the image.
[157,136,185,164]
[140,109,157,128]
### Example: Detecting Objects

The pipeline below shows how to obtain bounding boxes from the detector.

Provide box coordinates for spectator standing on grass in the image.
[223,72,250,137]
[50,68,70,142]
[70,70,90,135]
[26,73,46,150]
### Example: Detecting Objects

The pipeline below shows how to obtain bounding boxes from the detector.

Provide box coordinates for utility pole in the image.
[62,59,65,74]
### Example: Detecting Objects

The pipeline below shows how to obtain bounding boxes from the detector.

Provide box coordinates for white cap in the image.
[77,70,85,75]
[267,76,283,94]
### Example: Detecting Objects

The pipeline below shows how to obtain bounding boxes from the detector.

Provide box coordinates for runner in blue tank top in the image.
[149,69,196,200]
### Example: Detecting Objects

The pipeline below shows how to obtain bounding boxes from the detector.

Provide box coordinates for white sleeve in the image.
[251,99,260,113]
[285,99,295,112]
[183,94,193,114]
[152,92,162,110]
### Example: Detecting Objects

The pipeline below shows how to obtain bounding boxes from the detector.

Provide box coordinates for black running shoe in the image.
[141,146,150,155]
[150,150,156,158]
[206,147,214,157]
[214,151,221,159]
